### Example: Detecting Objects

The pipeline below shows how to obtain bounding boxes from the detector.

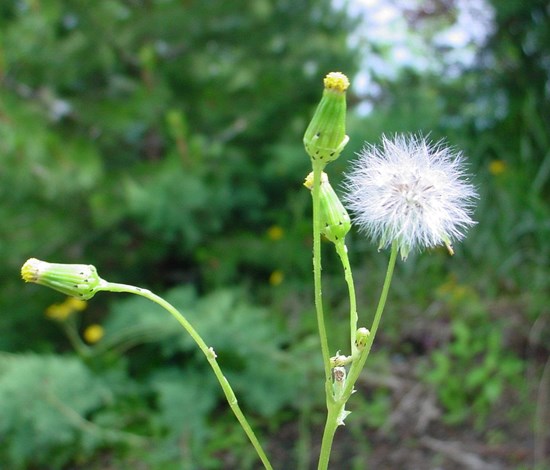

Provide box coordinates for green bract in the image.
[355,327,370,351]
[304,171,351,244]
[303,72,350,165]
[21,258,104,300]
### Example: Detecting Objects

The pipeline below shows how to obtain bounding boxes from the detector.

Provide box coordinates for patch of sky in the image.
[334,0,495,114]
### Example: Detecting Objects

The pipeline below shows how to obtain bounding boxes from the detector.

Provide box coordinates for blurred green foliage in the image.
[0,1,356,467]
[0,353,116,468]
[425,281,524,426]
[0,0,358,349]
[1,0,549,468]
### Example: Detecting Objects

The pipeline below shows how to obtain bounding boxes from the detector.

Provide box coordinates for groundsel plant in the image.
[21,72,477,470]
[302,72,477,469]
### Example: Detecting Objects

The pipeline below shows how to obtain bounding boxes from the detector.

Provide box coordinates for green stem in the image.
[62,316,91,357]
[343,241,399,401]
[316,242,399,470]
[311,162,332,383]
[317,404,341,470]
[98,281,273,470]
[334,240,358,355]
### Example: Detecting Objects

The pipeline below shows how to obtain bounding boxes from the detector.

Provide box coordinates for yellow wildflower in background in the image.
[83,324,104,344]
[267,225,284,241]
[488,160,506,175]
[65,297,87,311]
[45,297,87,321]
[269,270,284,286]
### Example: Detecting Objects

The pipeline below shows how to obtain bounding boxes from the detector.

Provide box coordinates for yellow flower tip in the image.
[21,258,41,283]
[303,73,349,164]
[324,72,350,92]
[266,225,284,241]
[303,171,328,190]
[83,324,104,344]
[269,270,284,286]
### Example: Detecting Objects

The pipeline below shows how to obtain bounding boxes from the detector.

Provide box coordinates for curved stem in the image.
[334,240,358,355]
[98,281,273,470]
[311,162,332,383]
[62,316,91,357]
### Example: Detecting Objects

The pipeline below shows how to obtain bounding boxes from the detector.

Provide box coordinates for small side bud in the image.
[355,327,370,351]
[207,347,217,360]
[330,354,352,367]
[304,171,351,243]
[21,258,104,300]
[303,72,350,165]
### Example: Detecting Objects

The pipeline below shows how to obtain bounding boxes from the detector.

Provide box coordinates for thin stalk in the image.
[62,316,91,357]
[334,240,358,355]
[344,241,399,400]
[311,162,332,382]
[316,242,399,470]
[317,404,341,470]
[98,281,273,470]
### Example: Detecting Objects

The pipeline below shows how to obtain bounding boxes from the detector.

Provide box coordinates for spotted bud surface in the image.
[21,258,104,300]
[304,171,351,243]
[303,72,350,165]
[355,327,370,351]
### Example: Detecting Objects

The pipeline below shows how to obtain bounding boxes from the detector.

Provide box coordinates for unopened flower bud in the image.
[303,72,350,165]
[21,258,104,300]
[330,354,351,367]
[355,327,370,351]
[304,171,351,243]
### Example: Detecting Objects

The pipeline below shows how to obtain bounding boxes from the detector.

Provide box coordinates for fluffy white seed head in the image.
[343,134,478,260]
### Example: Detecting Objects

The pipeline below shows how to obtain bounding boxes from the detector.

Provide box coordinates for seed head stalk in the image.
[343,241,398,400]
[316,242,398,470]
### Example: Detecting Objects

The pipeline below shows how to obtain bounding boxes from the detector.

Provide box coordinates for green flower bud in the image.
[21,258,104,300]
[355,327,370,351]
[303,72,350,165]
[330,354,352,367]
[304,171,351,243]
